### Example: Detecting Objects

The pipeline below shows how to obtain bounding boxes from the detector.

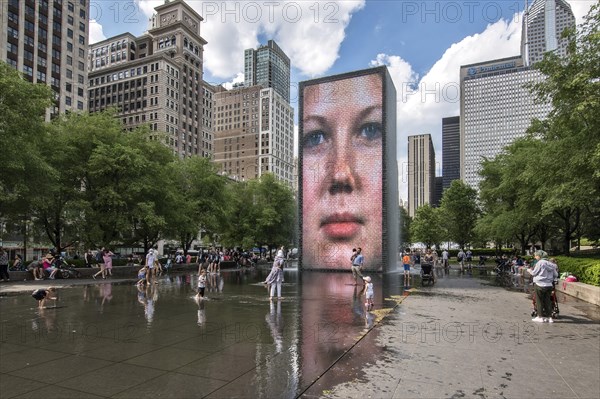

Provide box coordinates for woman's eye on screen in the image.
[358,123,382,141]
[302,130,327,148]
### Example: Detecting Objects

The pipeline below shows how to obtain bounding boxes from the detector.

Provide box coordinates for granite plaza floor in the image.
[0,265,598,398]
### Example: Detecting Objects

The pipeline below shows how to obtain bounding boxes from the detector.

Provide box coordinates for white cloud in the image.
[137,0,365,79]
[371,15,523,201]
[567,0,595,24]
[89,19,106,44]
[220,72,245,90]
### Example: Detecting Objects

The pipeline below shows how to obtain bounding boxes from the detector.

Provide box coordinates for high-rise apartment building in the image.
[1,0,90,118]
[408,134,436,218]
[442,116,460,190]
[521,0,575,66]
[87,0,214,158]
[213,85,294,187]
[244,40,290,102]
[460,0,574,189]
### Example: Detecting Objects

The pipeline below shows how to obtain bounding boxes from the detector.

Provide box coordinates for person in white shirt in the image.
[529,250,558,323]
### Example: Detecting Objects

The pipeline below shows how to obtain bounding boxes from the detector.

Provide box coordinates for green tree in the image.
[525,4,600,254]
[439,180,479,249]
[399,206,411,248]
[220,181,256,249]
[478,140,543,254]
[167,157,227,254]
[87,126,176,252]
[410,204,441,248]
[0,63,53,255]
[220,174,295,252]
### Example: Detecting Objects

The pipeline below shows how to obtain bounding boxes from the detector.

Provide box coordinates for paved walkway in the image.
[303,274,600,398]
[1,268,598,398]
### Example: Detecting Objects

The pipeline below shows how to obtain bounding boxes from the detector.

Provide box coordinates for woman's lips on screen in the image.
[320,213,364,240]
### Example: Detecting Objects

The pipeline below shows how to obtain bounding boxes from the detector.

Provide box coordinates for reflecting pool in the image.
[1,267,399,398]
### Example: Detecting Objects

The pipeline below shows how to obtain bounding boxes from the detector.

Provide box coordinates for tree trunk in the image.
[22,218,28,262]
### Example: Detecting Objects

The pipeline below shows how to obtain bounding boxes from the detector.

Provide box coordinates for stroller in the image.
[53,257,81,279]
[531,280,560,319]
[421,263,435,286]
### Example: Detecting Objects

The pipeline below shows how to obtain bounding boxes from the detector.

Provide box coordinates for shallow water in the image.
[0,268,392,397]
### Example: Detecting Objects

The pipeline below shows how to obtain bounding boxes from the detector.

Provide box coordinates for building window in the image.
[7,27,19,39]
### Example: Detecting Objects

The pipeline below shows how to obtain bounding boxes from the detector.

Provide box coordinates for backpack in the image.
[95,251,103,263]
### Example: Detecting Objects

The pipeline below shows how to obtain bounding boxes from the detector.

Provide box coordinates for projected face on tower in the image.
[300,71,383,270]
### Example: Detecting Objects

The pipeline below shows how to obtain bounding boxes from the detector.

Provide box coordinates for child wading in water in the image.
[196,269,207,299]
[363,276,374,310]
[32,287,57,308]
[136,266,147,286]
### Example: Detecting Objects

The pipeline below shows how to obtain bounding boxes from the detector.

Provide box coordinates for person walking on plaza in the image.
[103,249,114,277]
[93,248,107,279]
[0,248,10,282]
[84,249,93,268]
[402,252,412,287]
[351,247,364,285]
[363,276,374,310]
[442,249,449,273]
[529,250,558,323]
[145,249,157,284]
[457,249,466,273]
[196,269,207,299]
[466,249,473,271]
[264,256,284,300]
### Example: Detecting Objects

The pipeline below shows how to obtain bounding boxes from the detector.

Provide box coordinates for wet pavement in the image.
[0,264,598,398]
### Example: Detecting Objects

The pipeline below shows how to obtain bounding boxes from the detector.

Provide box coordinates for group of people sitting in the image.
[26,253,62,280]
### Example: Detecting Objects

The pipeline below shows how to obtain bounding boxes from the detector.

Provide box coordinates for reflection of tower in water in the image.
[196,297,206,327]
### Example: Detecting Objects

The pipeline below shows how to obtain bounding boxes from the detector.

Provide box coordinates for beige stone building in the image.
[213,85,294,187]
[408,134,436,218]
[87,0,214,158]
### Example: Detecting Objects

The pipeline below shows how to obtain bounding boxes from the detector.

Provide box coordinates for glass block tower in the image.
[244,40,290,103]
[521,0,576,66]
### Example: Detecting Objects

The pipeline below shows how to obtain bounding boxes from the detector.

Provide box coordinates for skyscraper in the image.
[442,116,460,190]
[460,57,550,188]
[460,0,574,189]
[1,0,91,118]
[213,85,294,187]
[521,0,576,66]
[408,134,436,218]
[87,0,214,158]
[244,40,291,102]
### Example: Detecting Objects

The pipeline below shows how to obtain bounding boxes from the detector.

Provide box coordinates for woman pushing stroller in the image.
[528,250,558,323]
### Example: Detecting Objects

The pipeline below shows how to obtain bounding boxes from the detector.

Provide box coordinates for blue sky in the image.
[90,0,594,199]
